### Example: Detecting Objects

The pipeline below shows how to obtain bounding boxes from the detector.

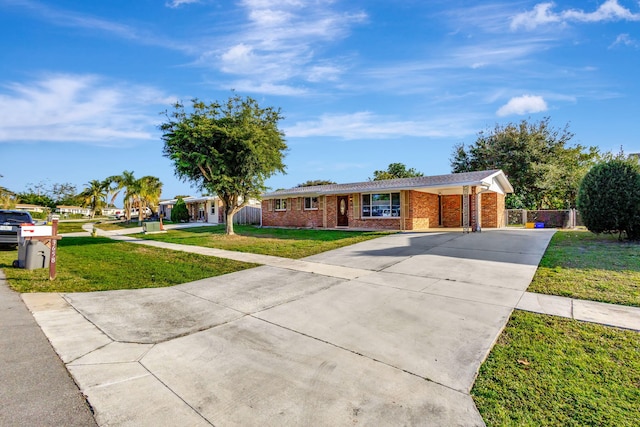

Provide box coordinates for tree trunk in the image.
[225,210,235,235]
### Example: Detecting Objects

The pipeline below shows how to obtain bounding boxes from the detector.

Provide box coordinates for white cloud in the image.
[284,112,476,140]
[0,74,175,145]
[200,1,366,88]
[496,95,548,116]
[610,33,639,48]
[227,80,308,96]
[165,0,200,8]
[6,0,195,53]
[511,0,640,30]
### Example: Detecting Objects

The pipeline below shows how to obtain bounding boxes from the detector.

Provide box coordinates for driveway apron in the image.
[22,228,555,426]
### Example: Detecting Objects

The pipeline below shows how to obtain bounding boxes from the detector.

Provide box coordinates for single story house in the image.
[261,169,513,231]
[159,196,262,224]
[159,196,222,224]
[56,205,92,217]
[15,203,48,213]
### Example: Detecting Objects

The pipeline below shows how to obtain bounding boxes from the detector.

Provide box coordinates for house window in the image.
[361,193,400,217]
[304,197,318,210]
[275,198,287,211]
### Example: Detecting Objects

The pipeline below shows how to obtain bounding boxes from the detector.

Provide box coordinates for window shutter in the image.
[319,196,324,211]
[268,199,273,211]
[353,194,360,220]
[297,197,302,211]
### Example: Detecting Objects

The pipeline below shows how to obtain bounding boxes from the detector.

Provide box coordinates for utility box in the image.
[143,222,164,234]
[16,240,50,270]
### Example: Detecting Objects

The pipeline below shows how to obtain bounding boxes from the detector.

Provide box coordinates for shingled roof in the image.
[262,169,513,198]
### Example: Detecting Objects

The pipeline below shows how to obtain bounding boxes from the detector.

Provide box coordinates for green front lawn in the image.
[137,225,391,259]
[529,230,640,306]
[0,237,257,293]
[473,310,640,427]
[56,221,94,234]
[475,229,640,425]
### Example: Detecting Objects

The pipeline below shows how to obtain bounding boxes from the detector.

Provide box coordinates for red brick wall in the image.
[442,195,461,227]
[262,189,506,230]
[261,198,324,228]
[405,191,438,230]
[481,192,505,228]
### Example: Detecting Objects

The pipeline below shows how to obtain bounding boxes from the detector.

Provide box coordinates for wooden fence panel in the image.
[233,206,262,225]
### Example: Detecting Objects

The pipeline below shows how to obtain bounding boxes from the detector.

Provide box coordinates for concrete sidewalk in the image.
[10,227,640,425]
[22,228,558,426]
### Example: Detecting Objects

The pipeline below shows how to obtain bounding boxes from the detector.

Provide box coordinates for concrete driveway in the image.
[23,229,554,426]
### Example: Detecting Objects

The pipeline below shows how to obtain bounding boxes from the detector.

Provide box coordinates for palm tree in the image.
[106,172,163,224]
[79,179,108,219]
[134,176,163,224]
[106,170,137,222]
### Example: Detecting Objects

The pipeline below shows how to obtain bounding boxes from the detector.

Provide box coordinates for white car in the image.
[116,207,152,219]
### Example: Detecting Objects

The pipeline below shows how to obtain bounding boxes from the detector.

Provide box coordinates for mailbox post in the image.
[18,219,61,280]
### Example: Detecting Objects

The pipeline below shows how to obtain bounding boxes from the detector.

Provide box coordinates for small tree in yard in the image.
[161,95,287,235]
[171,198,190,223]
[577,158,640,240]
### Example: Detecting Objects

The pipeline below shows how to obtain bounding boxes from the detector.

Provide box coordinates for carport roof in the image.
[262,169,513,198]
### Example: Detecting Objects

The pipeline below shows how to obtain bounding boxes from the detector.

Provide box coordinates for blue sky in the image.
[1,0,639,205]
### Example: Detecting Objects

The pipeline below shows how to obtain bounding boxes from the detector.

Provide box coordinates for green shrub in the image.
[577,159,640,240]
[170,198,190,223]
[30,211,48,220]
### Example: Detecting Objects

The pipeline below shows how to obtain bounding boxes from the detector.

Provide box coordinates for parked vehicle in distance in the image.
[0,209,35,249]
[115,207,153,220]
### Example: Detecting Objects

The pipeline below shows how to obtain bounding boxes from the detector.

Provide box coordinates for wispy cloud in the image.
[496,95,548,116]
[165,0,200,8]
[0,74,175,145]
[2,0,195,53]
[198,0,367,88]
[511,0,640,31]
[610,33,639,48]
[284,112,477,140]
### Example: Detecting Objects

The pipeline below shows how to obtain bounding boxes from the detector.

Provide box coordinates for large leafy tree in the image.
[16,192,55,209]
[577,157,640,240]
[371,163,424,181]
[0,174,16,209]
[79,179,108,219]
[160,95,287,235]
[296,179,336,187]
[450,118,600,209]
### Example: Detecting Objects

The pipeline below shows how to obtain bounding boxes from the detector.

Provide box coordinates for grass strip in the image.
[0,236,257,293]
[137,225,391,259]
[56,221,94,234]
[473,310,640,427]
[529,230,640,306]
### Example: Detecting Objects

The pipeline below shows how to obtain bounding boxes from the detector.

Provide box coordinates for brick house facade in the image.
[262,170,512,231]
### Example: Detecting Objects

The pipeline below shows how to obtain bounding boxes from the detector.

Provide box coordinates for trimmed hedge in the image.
[577,159,640,240]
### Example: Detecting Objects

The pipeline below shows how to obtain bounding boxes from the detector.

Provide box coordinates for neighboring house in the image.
[159,196,262,224]
[15,203,48,213]
[261,170,513,231]
[56,206,92,217]
[159,196,222,224]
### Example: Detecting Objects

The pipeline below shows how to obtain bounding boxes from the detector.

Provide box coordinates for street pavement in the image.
[0,270,97,426]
